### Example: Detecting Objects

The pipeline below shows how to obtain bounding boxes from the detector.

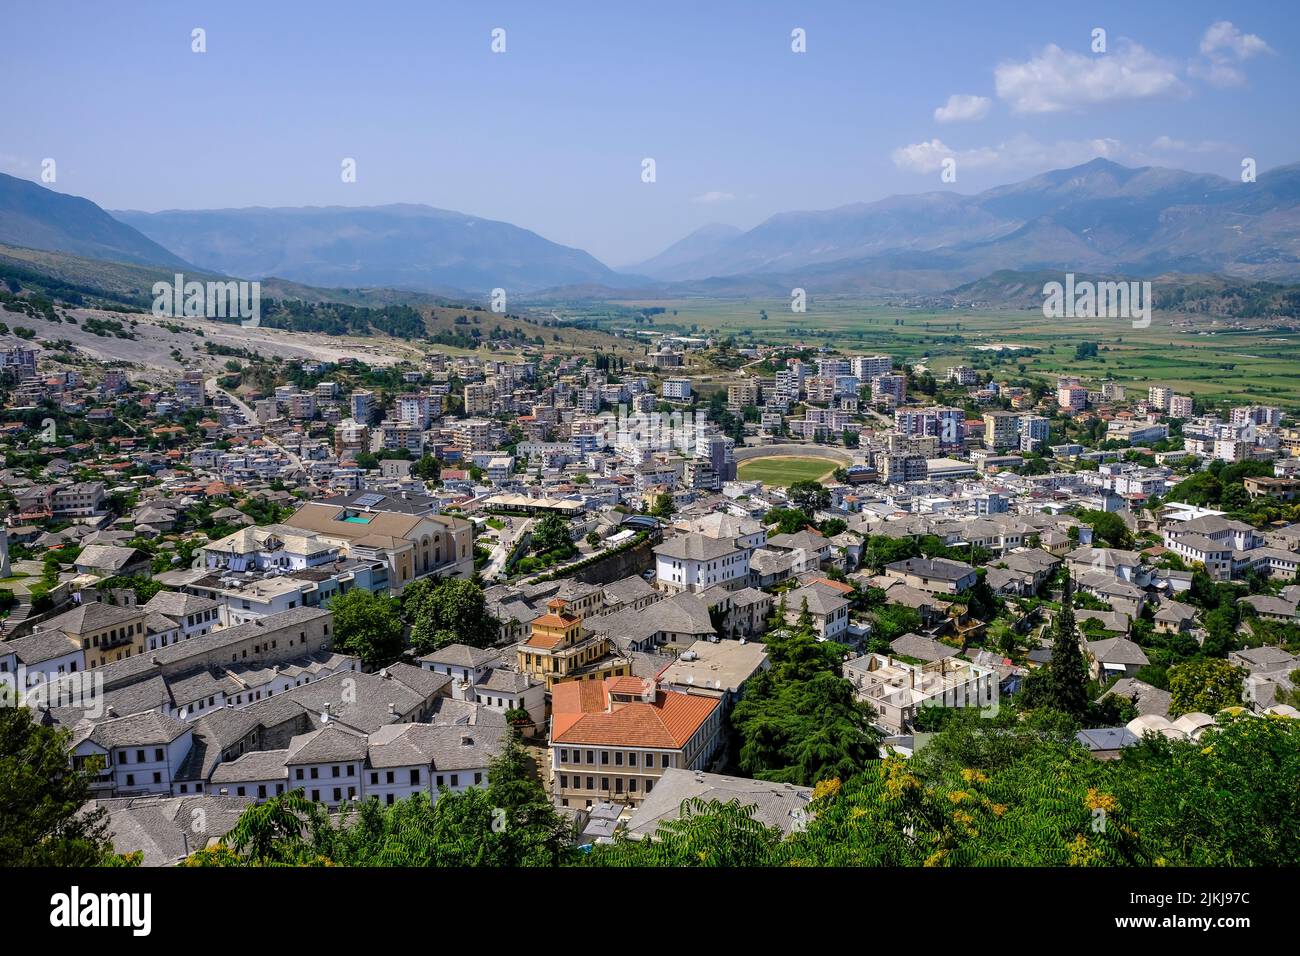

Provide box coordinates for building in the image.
[845,653,996,734]
[37,602,148,669]
[884,557,978,594]
[983,411,1020,450]
[1057,384,1088,412]
[548,676,723,809]
[280,491,475,590]
[661,378,692,401]
[653,535,750,594]
[517,599,630,691]
[624,769,811,840]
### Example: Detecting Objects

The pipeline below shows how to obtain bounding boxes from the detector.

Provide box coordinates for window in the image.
[370,772,379,785]
[560,775,568,789]
[296,768,304,780]
[629,778,637,792]
[450,775,459,787]
[347,765,355,776]
[601,777,609,791]
[662,754,670,768]
[586,777,594,790]
[331,765,340,778]
[628,752,637,767]
[136,749,145,763]
[474,772,482,785]
[333,788,342,802]
[436,775,444,788]
[126,774,134,786]
[153,772,162,784]
[310,767,319,779]
[154,748,164,761]
[560,748,568,763]
[237,786,246,797]
[586,750,594,764]
[601,751,609,765]
[409,769,419,785]
[312,789,320,802]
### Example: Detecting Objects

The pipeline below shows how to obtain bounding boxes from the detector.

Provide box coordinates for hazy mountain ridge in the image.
[634,159,1300,291]
[0,173,194,270]
[111,204,628,295]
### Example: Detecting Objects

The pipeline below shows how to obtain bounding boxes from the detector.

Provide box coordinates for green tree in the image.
[1024,577,1089,719]
[403,577,498,654]
[1167,659,1245,716]
[788,480,830,514]
[0,706,115,866]
[329,588,405,667]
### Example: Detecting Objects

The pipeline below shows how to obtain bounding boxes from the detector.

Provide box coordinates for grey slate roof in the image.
[625,769,812,839]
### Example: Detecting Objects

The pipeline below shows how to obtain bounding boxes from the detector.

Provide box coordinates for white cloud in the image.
[1200,20,1271,59]
[891,134,1124,174]
[1191,21,1273,88]
[934,94,991,123]
[994,41,1186,113]
[691,190,736,204]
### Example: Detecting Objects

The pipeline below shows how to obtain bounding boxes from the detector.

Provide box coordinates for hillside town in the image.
[2,332,1299,866]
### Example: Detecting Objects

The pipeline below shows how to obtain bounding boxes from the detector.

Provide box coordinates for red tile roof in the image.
[551,677,719,749]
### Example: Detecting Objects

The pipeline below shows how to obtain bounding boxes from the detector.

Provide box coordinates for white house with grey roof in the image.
[652,534,749,594]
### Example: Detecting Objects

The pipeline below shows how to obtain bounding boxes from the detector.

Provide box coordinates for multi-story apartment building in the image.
[983,411,1021,450]
[1169,395,1194,419]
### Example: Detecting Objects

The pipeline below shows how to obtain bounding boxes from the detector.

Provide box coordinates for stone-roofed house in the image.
[884,556,978,594]
[1085,637,1150,681]
[624,769,812,840]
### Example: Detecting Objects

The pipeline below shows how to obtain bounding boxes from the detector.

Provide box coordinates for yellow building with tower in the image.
[517,599,630,691]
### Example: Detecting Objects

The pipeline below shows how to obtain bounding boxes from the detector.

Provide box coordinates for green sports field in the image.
[736,456,837,487]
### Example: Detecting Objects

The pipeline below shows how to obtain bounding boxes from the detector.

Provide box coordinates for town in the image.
[3,326,1298,867]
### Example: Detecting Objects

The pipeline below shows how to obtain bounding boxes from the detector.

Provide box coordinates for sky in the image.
[2,1,1297,266]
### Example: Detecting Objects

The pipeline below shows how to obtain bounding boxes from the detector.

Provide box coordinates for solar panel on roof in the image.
[354,493,385,509]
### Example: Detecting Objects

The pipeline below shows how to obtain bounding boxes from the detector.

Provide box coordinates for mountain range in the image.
[2,158,1299,298]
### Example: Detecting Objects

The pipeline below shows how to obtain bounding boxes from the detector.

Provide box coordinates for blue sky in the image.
[2,0,1296,265]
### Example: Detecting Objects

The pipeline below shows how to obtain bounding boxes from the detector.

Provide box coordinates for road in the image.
[482,516,532,581]
[205,376,303,469]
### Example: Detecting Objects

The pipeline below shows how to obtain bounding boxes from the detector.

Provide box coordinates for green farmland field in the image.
[557,298,1300,412]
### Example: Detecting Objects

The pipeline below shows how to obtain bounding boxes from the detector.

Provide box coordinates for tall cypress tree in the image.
[1044,575,1089,718]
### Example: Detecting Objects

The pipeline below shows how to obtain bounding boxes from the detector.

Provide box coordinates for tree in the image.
[224,789,330,864]
[1025,576,1089,719]
[1167,659,1245,716]
[0,706,116,866]
[412,455,441,481]
[765,507,813,535]
[588,799,785,867]
[530,512,573,557]
[404,577,498,654]
[650,493,674,519]
[1077,509,1133,549]
[788,480,830,514]
[329,588,405,667]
